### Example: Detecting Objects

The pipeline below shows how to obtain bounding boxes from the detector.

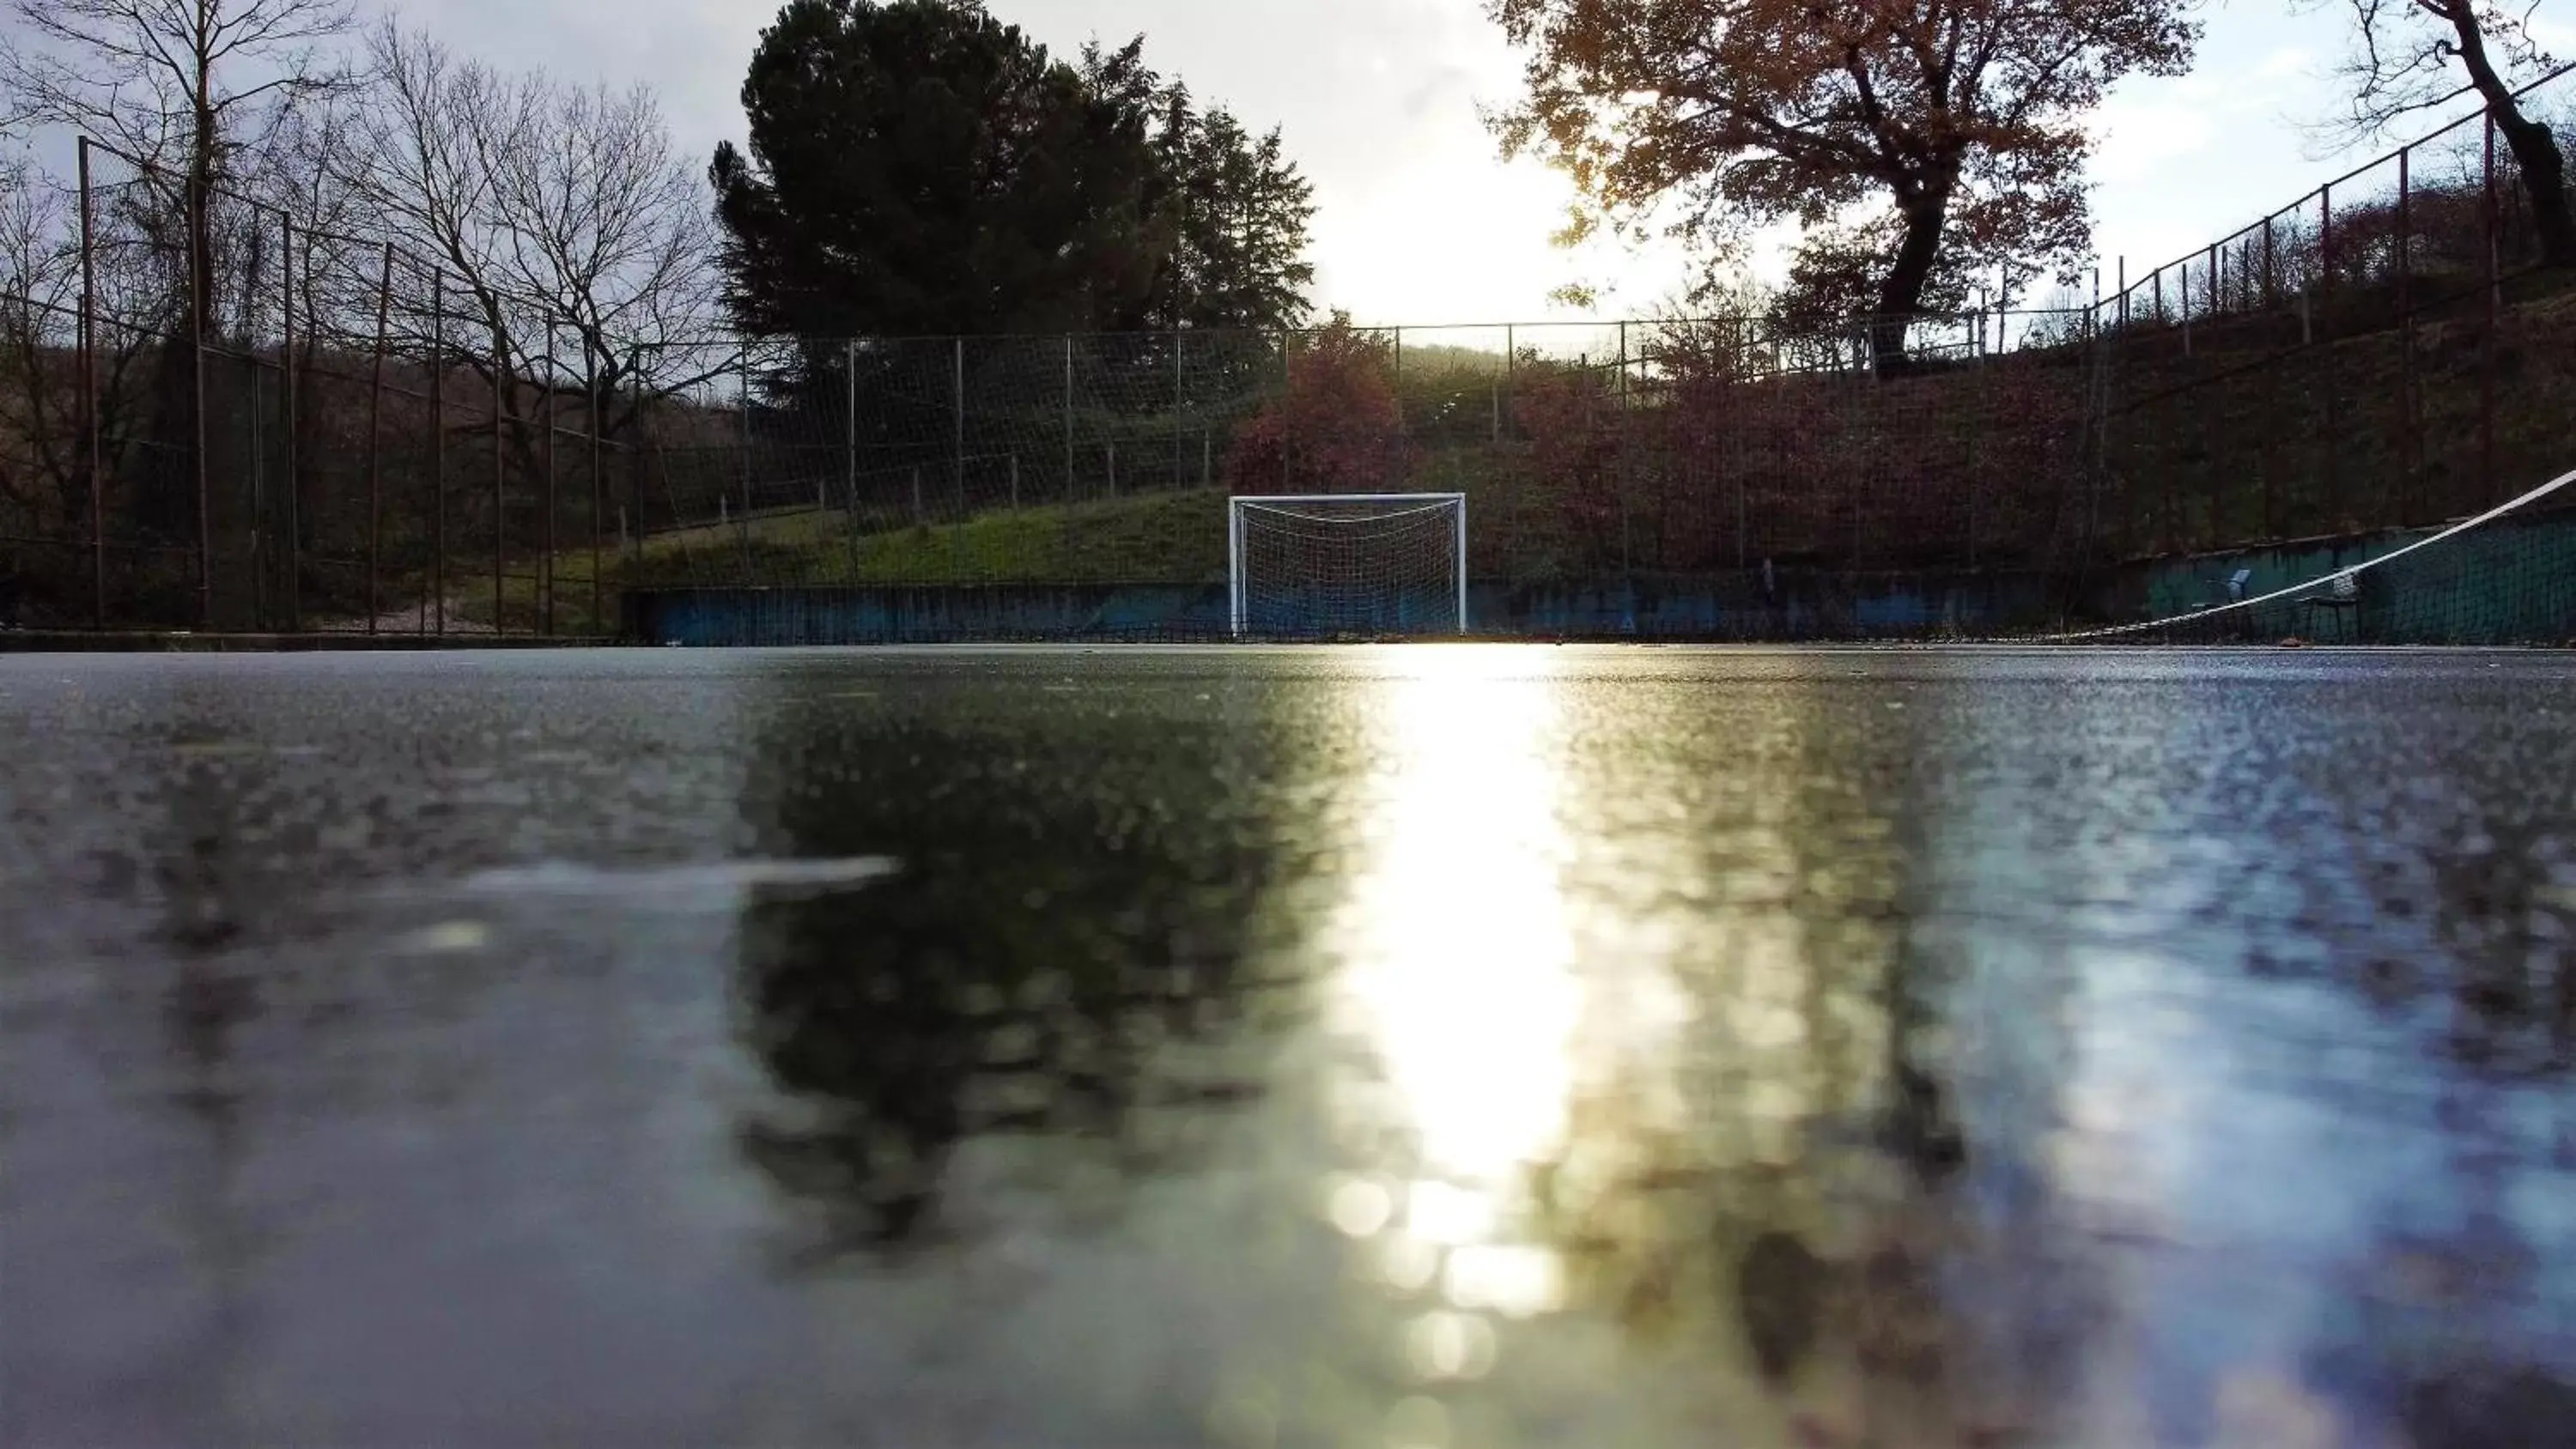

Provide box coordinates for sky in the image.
[41,0,2576,323]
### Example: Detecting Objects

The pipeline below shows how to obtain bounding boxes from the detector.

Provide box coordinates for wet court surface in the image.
[3,646,2575,1448]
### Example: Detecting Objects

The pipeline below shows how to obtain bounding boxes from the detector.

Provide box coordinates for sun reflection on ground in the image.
[1327,649,1578,1319]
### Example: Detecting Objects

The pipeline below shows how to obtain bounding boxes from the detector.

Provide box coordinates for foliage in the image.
[1487,0,2200,365]
[711,0,1160,340]
[1510,364,1624,554]
[1225,319,1406,494]
[1138,80,1318,331]
[712,0,1315,345]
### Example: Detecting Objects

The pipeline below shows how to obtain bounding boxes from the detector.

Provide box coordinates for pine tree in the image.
[710,0,1163,340]
[711,0,1316,346]
[1143,85,1316,332]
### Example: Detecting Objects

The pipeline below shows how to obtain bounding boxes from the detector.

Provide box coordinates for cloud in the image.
[1401,63,1482,124]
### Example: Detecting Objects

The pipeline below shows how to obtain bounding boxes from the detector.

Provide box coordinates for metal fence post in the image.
[2321,183,2339,528]
[2398,143,2418,519]
[1735,316,1750,570]
[366,241,392,632]
[1616,319,1633,604]
[281,211,299,633]
[1064,334,1075,500]
[2263,215,2276,309]
[77,138,104,627]
[626,344,646,566]
[845,336,858,518]
[250,367,264,627]
[492,319,506,634]
[588,343,604,634]
[541,321,557,637]
[2088,266,2106,554]
[738,348,754,523]
[2482,114,2499,506]
[839,348,865,581]
[2318,185,2332,297]
[953,336,965,507]
[189,171,211,631]
[431,269,446,636]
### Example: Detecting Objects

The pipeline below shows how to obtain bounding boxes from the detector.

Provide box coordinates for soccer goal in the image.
[1228,494,1469,639]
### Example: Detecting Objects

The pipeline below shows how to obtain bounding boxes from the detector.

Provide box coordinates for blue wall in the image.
[623,508,2575,646]
[623,570,2062,646]
[2121,506,2576,645]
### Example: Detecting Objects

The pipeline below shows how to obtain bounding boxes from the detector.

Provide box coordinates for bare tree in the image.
[0,145,171,567]
[0,153,76,536]
[2309,0,2574,266]
[3,0,353,571]
[339,20,724,441]
[1,0,357,336]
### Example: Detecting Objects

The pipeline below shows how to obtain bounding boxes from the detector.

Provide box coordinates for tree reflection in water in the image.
[729,704,1296,1252]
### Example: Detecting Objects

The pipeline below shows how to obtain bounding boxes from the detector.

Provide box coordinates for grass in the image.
[461,279,2576,620]
[615,488,1232,591]
[2108,284,2576,552]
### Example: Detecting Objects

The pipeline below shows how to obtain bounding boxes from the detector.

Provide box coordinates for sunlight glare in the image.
[1330,649,1577,1313]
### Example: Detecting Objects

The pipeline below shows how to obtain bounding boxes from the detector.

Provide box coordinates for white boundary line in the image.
[2045,465,2576,641]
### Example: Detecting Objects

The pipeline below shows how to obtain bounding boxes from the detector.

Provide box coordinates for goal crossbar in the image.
[1228,493,1469,639]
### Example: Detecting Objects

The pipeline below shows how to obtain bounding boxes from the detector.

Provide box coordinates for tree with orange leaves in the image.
[1226,320,1408,494]
[1487,0,2199,370]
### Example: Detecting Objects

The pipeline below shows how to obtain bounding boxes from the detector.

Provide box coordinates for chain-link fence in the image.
[3,73,2572,638]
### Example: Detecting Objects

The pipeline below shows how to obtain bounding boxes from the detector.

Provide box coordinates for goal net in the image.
[2046,464,2576,645]
[1229,494,1468,639]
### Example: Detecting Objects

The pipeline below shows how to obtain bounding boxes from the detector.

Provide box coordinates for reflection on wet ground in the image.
[3,646,2574,1447]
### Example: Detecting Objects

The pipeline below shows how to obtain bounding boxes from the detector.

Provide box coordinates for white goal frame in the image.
[1227,493,1469,639]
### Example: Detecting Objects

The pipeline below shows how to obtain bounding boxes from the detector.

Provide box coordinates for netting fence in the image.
[3,70,2573,642]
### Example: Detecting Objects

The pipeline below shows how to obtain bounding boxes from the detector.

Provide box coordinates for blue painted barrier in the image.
[623,569,2064,646]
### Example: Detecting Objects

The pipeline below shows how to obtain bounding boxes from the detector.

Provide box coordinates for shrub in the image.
[1225,320,1406,494]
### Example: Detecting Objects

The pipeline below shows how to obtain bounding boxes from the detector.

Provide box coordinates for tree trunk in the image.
[2445,5,2576,268]
[1871,185,1952,376]
[2494,112,2576,268]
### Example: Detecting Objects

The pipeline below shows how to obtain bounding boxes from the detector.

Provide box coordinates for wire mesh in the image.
[3,77,2573,643]
[1232,495,1466,638]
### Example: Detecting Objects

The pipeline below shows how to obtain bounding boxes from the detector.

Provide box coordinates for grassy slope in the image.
[483,282,2576,622]
[2110,283,2576,552]
[621,488,1231,589]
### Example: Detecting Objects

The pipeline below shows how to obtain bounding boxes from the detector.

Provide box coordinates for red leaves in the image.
[1513,367,1625,539]
[1225,322,1407,494]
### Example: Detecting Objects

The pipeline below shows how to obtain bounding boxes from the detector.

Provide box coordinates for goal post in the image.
[1228,494,1469,639]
